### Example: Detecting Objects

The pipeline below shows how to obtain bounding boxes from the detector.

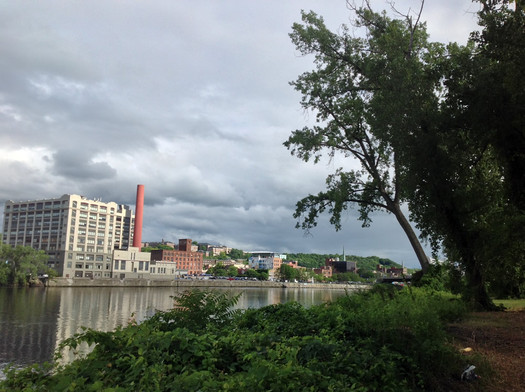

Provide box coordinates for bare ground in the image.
[446,310,525,391]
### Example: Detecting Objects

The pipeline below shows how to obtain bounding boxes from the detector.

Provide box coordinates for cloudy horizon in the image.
[0,1,480,268]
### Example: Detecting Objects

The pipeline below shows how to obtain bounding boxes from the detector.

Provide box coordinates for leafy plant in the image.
[1,288,472,391]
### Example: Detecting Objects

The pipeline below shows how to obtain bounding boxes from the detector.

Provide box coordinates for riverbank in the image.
[47,277,370,291]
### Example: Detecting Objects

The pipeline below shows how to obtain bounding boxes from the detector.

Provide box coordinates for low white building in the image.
[112,247,151,279]
[149,260,187,279]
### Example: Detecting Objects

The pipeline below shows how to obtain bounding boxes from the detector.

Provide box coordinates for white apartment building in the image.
[2,194,135,278]
[248,252,283,278]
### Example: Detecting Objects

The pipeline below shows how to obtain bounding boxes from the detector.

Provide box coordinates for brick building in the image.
[150,239,203,275]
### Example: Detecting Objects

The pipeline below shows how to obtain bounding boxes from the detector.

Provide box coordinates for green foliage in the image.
[0,244,53,286]
[285,8,433,271]
[228,248,246,260]
[140,245,174,252]
[332,272,363,283]
[244,269,269,281]
[1,288,470,391]
[146,290,242,333]
[206,262,227,277]
[285,253,402,272]
[285,0,525,305]
[206,263,240,277]
[277,264,307,281]
[412,263,464,294]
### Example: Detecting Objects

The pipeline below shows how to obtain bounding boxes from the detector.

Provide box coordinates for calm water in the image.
[0,286,348,372]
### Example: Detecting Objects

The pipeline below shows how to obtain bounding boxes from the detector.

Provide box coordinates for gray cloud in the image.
[51,150,117,180]
[0,0,479,268]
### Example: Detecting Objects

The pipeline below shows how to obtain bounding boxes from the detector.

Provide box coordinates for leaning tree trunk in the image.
[390,202,430,272]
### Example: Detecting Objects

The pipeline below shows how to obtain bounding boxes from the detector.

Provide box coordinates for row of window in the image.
[6,201,66,212]
[74,201,110,213]
[8,211,64,219]
[150,267,176,274]
[113,260,150,271]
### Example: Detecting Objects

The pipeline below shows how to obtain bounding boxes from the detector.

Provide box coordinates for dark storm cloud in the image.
[51,150,117,180]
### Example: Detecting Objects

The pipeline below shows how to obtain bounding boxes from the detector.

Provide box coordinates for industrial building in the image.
[2,185,207,279]
[150,239,203,276]
[2,193,136,278]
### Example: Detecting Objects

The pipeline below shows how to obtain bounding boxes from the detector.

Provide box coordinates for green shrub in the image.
[1,288,469,391]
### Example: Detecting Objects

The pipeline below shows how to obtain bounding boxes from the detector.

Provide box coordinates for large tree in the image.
[286,2,525,307]
[473,0,525,212]
[375,0,525,306]
[285,4,445,272]
[0,243,52,286]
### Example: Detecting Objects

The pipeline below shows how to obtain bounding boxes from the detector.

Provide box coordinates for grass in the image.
[492,298,525,311]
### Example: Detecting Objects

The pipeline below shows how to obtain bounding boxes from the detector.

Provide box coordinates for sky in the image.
[0,1,481,268]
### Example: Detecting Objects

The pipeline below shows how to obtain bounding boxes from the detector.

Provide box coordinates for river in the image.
[0,286,349,374]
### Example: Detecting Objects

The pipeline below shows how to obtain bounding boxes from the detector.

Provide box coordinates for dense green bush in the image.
[1,288,468,391]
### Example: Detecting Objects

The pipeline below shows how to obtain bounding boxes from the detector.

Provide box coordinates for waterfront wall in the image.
[47,277,370,291]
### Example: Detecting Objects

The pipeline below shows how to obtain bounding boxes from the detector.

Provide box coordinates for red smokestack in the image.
[133,184,144,248]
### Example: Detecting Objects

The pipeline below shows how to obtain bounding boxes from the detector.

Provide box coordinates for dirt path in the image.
[447,310,525,391]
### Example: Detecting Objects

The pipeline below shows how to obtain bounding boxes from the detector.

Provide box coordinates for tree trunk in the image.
[391,203,430,272]
[464,257,499,311]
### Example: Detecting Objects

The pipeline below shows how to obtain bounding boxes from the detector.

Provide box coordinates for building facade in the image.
[2,194,135,278]
[248,252,283,278]
[112,247,151,279]
[150,239,203,276]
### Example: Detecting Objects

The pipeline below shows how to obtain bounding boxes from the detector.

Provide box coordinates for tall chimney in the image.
[133,184,144,248]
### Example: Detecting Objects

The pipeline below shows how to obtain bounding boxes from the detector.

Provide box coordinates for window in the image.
[114,260,119,270]
[120,260,126,269]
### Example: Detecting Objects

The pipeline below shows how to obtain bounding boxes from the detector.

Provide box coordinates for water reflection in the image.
[0,286,348,372]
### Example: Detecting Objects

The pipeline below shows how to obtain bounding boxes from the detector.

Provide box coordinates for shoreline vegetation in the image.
[2,286,511,391]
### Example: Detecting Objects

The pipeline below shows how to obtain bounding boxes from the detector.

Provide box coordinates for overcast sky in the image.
[0,1,480,268]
